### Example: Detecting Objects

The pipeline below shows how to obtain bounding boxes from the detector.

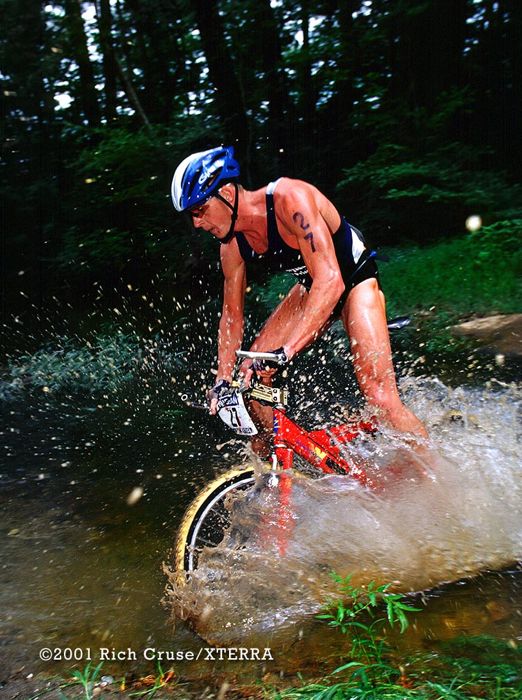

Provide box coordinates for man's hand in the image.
[207,379,231,415]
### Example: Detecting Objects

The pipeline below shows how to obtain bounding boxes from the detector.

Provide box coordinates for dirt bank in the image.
[451,314,522,357]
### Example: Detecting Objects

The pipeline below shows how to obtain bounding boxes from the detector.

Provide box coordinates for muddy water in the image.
[0,348,521,685]
[169,379,521,648]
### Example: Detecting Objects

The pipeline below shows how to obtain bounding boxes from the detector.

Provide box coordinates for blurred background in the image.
[1,0,521,316]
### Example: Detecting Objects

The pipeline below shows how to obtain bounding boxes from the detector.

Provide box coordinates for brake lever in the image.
[237,349,288,366]
[180,394,208,410]
[181,380,251,412]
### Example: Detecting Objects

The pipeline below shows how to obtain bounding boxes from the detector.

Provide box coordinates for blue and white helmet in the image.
[171,146,240,212]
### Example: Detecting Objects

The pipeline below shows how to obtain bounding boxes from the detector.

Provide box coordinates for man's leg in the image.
[341,278,427,438]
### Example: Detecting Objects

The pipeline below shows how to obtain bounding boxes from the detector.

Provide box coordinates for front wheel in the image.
[174,467,257,577]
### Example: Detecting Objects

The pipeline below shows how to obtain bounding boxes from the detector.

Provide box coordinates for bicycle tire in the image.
[174,467,257,577]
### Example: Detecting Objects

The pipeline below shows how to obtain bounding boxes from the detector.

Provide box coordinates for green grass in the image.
[267,575,522,700]
[379,222,522,319]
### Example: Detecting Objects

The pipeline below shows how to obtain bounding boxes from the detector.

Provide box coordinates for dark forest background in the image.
[1,0,521,315]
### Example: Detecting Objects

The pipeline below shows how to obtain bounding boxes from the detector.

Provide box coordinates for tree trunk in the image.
[319,0,359,176]
[504,0,522,169]
[193,0,250,168]
[101,0,152,129]
[63,0,101,127]
[298,1,315,154]
[251,0,291,169]
[123,0,185,123]
[113,53,152,131]
[96,0,118,121]
[390,0,467,111]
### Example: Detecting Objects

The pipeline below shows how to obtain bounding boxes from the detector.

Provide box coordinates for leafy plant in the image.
[68,662,104,700]
[316,574,420,688]
[274,579,521,699]
[2,331,184,397]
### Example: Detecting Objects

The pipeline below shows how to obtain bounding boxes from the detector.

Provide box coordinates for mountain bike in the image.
[174,318,413,579]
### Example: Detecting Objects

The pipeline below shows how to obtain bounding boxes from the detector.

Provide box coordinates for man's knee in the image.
[349,277,381,305]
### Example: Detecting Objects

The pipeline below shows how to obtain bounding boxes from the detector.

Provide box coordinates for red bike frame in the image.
[253,405,376,556]
[271,405,377,488]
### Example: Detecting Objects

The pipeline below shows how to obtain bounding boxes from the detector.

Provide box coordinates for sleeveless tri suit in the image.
[233,179,381,316]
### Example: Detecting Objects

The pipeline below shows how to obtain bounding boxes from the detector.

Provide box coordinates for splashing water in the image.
[167,377,521,644]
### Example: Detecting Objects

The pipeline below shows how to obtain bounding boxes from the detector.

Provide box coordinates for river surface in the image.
[0,317,521,688]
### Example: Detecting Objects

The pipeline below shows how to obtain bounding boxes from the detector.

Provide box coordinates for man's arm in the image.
[278,185,345,358]
[216,238,247,382]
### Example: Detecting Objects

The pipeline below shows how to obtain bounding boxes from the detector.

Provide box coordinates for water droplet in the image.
[126,486,143,506]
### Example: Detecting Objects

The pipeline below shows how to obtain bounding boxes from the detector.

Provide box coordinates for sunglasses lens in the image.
[189,196,213,218]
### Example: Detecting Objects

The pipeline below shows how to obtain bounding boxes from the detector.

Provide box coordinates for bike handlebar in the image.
[236,349,288,366]
[236,350,279,361]
[236,317,409,366]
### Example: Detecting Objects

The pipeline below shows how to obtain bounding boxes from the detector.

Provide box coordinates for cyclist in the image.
[171,146,427,446]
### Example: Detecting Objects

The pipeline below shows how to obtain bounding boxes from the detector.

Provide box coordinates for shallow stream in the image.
[0,318,521,689]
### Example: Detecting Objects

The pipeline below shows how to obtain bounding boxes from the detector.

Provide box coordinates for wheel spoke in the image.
[175,470,257,574]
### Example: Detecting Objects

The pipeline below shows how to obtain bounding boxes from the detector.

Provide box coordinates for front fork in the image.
[269,417,294,556]
[274,444,294,471]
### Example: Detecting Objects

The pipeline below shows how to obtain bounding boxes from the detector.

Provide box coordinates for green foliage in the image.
[275,583,522,699]
[317,574,420,686]
[319,574,420,635]
[2,331,182,397]
[56,125,174,277]
[68,662,104,700]
[419,635,522,700]
[379,222,522,320]
[2,0,522,307]
[471,219,522,256]
[338,142,522,240]
[273,575,421,698]
[51,119,226,293]
[72,127,166,205]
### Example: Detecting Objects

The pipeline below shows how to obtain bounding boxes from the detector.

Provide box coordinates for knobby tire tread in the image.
[174,466,256,576]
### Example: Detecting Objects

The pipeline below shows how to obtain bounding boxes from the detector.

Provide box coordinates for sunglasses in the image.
[188,198,212,219]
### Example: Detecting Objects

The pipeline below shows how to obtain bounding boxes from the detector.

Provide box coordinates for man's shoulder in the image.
[273,178,317,202]
[274,177,314,194]
[273,178,319,215]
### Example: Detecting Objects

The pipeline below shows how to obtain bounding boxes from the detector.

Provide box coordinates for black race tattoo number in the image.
[292,212,316,252]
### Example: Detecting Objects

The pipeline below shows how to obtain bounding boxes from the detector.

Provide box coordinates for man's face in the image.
[189,190,231,240]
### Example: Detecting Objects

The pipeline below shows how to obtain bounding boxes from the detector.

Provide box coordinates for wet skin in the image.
[191,182,427,440]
